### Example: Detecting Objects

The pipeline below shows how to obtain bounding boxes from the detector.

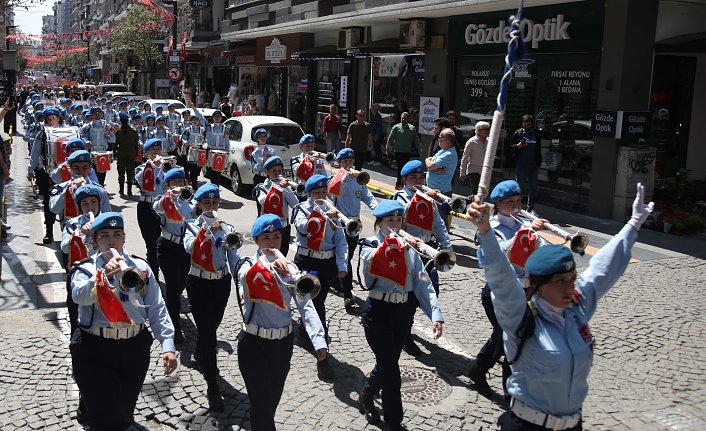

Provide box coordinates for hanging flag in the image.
[181,32,187,61]
[142,160,155,192]
[94,153,111,173]
[404,192,434,233]
[244,258,287,311]
[368,236,408,289]
[94,269,133,324]
[191,226,217,273]
[295,156,315,182]
[197,149,208,167]
[508,226,538,269]
[59,163,71,182]
[262,185,285,218]
[306,208,326,252]
[160,190,184,223]
[64,186,80,219]
[67,230,88,268]
[327,169,346,197]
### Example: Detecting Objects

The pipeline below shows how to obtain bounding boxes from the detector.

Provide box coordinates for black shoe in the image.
[403,340,422,357]
[383,422,407,431]
[358,392,381,425]
[468,362,492,395]
[76,396,87,424]
[317,359,334,382]
[207,382,225,412]
[42,230,54,244]
[343,296,354,309]
[127,187,133,196]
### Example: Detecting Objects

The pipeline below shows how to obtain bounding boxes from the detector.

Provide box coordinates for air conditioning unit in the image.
[337,28,362,50]
[400,19,426,49]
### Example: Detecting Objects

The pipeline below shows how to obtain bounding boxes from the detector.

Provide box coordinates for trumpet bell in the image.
[434,250,457,272]
[225,232,243,250]
[179,187,193,200]
[450,197,467,213]
[345,220,362,237]
[294,274,321,300]
[355,171,370,186]
[118,267,147,295]
[569,233,589,255]
[295,183,307,197]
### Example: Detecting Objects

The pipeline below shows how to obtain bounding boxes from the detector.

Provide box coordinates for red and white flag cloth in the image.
[142,160,155,192]
[244,258,287,311]
[306,208,326,252]
[404,192,435,233]
[67,230,88,268]
[58,163,71,182]
[508,226,538,269]
[64,186,80,219]
[94,153,111,172]
[160,190,184,223]
[191,226,217,273]
[197,149,208,167]
[368,236,408,289]
[94,269,132,325]
[295,156,315,182]
[262,186,285,219]
[327,169,347,197]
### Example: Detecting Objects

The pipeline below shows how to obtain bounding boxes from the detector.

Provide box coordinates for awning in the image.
[346,38,410,57]
[655,32,706,54]
[291,45,348,60]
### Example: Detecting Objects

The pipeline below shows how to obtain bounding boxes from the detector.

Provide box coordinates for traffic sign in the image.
[168,67,183,82]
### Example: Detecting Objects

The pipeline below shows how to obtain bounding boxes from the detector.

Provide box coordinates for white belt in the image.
[84,323,145,340]
[139,195,158,203]
[368,290,409,304]
[243,323,293,340]
[160,231,182,243]
[511,398,581,431]
[297,247,334,259]
[189,266,229,280]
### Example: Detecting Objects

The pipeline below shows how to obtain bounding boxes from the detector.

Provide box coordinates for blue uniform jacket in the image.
[291,198,348,272]
[166,112,181,132]
[153,193,196,238]
[250,145,276,175]
[331,174,378,218]
[134,161,166,197]
[477,224,637,417]
[360,232,444,323]
[183,215,241,274]
[60,213,95,255]
[392,187,452,249]
[147,127,176,153]
[49,179,111,220]
[71,248,176,353]
[80,120,116,151]
[254,179,299,226]
[193,110,230,151]
[237,250,327,350]
[290,153,326,181]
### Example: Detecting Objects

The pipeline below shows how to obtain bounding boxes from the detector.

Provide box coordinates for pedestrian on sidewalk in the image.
[427,118,451,158]
[321,104,342,154]
[459,121,490,193]
[235,214,328,431]
[466,183,653,431]
[425,128,459,230]
[510,114,543,213]
[369,104,384,165]
[345,109,373,171]
[70,212,177,431]
[386,112,421,190]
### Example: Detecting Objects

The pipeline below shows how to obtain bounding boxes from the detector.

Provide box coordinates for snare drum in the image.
[207,150,228,172]
[93,151,112,173]
[187,146,199,163]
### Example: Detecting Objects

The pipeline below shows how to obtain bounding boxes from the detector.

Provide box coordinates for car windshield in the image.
[252,125,303,146]
[153,102,186,111]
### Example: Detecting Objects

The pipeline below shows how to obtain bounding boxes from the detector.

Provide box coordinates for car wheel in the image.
[229,164,251,196]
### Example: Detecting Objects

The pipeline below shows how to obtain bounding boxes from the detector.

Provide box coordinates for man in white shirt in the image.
[459,121,490,193]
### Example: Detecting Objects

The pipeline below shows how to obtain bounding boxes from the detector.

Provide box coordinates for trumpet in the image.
[413,184,467,213]
[207,211,243,250]
[162,155,176,172]
[307,151,336,164]
[275,176,306,197]
[315,198,362,237]
[379,224,457,272]
[311,200,341,232]
[519,210,589,255]
[175,185,193,200]
[105,247,148,295]
[343,167,370,185]
[262,248,321,300]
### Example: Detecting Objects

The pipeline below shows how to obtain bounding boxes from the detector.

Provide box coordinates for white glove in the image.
[627,182,655,231]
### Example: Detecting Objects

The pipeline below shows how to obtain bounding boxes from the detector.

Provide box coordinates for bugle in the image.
[208,211,243,250]
[413,184,467,213]
[311,201,340,231]
[106,248,148,295]
[343,168,370,185]
[520,210,589,255]
[315,198,362,237]
[263,248,321,300]
[275,176,306,197]
[307,151,336,163]
[379,224,456,272]
[177,186,193,200]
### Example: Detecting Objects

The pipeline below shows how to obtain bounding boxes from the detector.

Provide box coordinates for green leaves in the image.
[109,5,167,71]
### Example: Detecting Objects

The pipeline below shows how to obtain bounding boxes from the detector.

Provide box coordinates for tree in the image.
[109,5,166,72]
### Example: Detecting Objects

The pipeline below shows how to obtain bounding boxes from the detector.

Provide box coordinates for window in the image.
[228,120,243,140]
[250,125,303,147]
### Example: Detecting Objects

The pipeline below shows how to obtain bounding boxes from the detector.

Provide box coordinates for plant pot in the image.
[663,222,673,233]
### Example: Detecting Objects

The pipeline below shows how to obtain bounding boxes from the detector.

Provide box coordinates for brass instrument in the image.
[105,248,148,295]
[275,176,306,197]
[208,211,243,250]
[311,200,341,231]
[177,186,193,200]
[306,151,336,163]
[263,248,321,300]
[379,224,457,272]
[519,210,589,255]
[413,184,467,213]
[162,155,176,172]
[315,198,362,237]
[343,167,370,185]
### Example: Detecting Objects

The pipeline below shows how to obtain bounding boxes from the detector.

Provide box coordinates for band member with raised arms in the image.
[154,168,197,345]
[328,148,378,309]
[188,101,230,187]
[392,159,451,356]
[253,156,298,256]
[290,134,327,202]
[80,106,116,186]
[291,174,347,381]
[182,184,241,411]
[466,183,653,431]
[357,200,443,430]
[236,214,328,431]
[70,212,177,431]
[135,138,168,279]
[49,137,99,185]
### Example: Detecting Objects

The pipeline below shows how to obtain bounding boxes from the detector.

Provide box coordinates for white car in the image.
[142,99,186,113]
[220,115,304,195]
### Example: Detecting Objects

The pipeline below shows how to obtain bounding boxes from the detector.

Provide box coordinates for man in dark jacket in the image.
[113,112,139,196]
[510,114,543,213]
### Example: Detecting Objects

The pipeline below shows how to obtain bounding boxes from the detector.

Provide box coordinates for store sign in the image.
[374,55,425,78]
[235,55,255,64]
[419,96,441,136]
[619,111,650,141]
[339,76,348,104]
[189,0,211,9]
[592,110,618,137]
[256,34,311,66]
[265,38,287,64]
[448,0,604,56]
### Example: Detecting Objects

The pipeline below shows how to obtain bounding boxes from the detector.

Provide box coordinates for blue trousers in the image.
[515,164,538,211]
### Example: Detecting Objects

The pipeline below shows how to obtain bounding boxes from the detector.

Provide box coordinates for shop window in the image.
[372,55,425,136]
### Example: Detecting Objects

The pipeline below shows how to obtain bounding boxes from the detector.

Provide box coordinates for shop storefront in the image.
[449,0,604,193]
[202,46,231,100]
[372,54,425,136]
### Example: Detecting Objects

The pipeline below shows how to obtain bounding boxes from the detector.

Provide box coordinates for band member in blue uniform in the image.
[254,156,299,256]
[291,174,347,381]
[328,148,378,308]
[49,138,99,184]
[236,214,328,431]
[189,101,230,187]
[183,184,241,411]
[135,138,167,279]
[80,106,116,186]
[290,134,327,196]
[148,115,176,154]
[179,111,205,190]
[70,212,177,431]
[358,200,444,430]
[466,183,653,431]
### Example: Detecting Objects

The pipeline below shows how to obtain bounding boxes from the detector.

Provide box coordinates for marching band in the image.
[13,90,655,431]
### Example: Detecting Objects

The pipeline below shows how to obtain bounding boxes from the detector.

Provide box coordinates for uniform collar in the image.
[496,212,520,229]
[535,295,566,327]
